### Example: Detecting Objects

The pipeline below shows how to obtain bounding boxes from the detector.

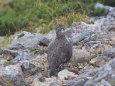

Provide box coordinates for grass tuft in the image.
[3,61,15,67]
[92,7,106,16]
[0,37,12,49]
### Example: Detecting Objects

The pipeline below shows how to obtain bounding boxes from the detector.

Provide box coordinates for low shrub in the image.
[0,0,114,36]
[92,7,106,16]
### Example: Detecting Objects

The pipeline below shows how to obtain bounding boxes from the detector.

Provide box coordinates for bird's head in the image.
[56,24,64,32]
[56,24,65,38]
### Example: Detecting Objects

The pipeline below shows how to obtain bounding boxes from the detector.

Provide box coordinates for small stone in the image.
[90,57,106,67]
[90,47,104,55]
[101,48,115,58]
[111,37,115,42]
[35,73,45,82]
[0,58,7,68]
[13,51,34,61]
[25,73,45,85]
[21,61,42,76]
[49,81,62,86]
[71,48,92,64]
[30,78,46,86]
[58,69,77,81]
[90,58,98,65]
[30,77,62,86]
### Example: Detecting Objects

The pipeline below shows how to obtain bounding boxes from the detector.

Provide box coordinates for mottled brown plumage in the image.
[47,24,72,76]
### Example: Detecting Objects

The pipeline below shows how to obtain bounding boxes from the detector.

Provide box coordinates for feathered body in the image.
[47,24,72,76]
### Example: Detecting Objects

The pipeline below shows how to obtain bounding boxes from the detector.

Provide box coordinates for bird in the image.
[47,24,72,76]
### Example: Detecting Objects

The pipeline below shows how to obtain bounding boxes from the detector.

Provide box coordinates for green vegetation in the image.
[18,33,25,38]
[0,37,12,48]
[96,37,104,41]
[0,0,114,36]
[4,61,16,67]
[40,13,87,33]
[0,49,3,55]
[92,7,106,16]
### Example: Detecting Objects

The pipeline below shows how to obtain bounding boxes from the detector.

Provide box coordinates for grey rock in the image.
[13,51,34,61]
[4,43,26,50]
[58,69,77,81]
[35,73,45,82]
[95,3,109,14]
[12,33,41,48]
[42,30,56,46]
[49,81,62,86]
[84,79,112,86]
[66,58,115,86]
[94,16,115,32]
[21,61,42,75]
[39,36,51,46]
[95,3,115,17]
[71,30,94,45]
[72,33,85,44]
[104,32,115,39]
[101,48,115,59]
[86,41,103,47]
[2,32,42,61]
[63,28,74,38]
[69,4,115,37]
[3,49,19,58]
[108,8,115,17]
[83,34,96,43]
[71,48,92,63]
[0,37,5,42]
[66,78,88,86]
[86,17,97,24]
[24,73,45,85]
[0,64,25,86]
[2,48,35,61]
[12,31,32,41]
[31,77,62,86]
[71,22,84,33]
[85,58,115,86]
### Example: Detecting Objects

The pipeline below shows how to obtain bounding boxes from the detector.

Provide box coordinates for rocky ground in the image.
[0,3,115,86]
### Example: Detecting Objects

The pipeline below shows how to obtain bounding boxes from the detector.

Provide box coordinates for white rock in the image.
[30,77,62,86]
[58,69,77,81]
[95,3,112,10]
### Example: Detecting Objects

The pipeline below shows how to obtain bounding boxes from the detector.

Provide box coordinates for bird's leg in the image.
[48,69,51,77]
[58,64,64,72]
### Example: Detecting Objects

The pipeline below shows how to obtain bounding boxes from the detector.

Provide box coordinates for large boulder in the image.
[71,30,95,45]
[2,32,44,61]
[66,58,115,86]
[12,33,42,48]
[100,48,115,59]
[71,48,92,63]
[0,64,26,86]
[2,49,35,61]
